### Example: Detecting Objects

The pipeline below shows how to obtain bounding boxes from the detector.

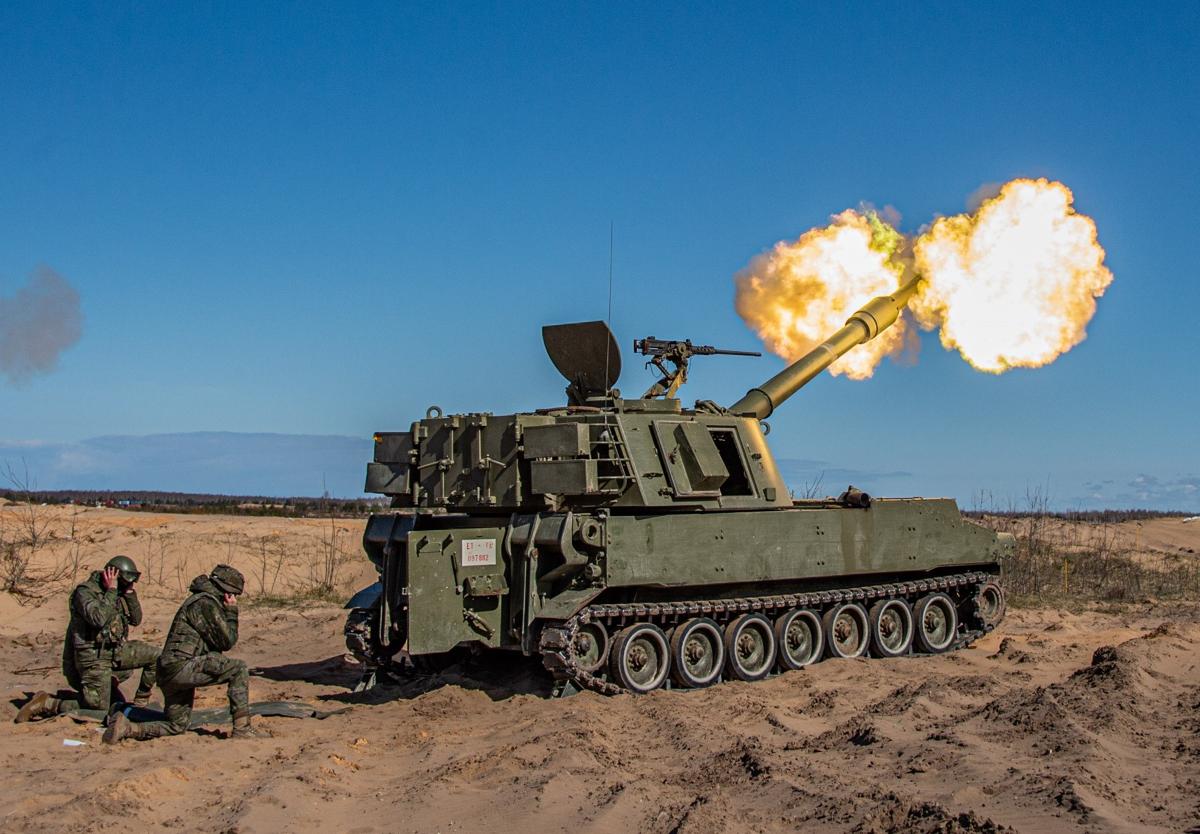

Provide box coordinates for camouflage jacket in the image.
[65,570,143,651]
[159,575,239,674]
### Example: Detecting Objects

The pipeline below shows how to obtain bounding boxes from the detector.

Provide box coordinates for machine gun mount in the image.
[633,337,761,399]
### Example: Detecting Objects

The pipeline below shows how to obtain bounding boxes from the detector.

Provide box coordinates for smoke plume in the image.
[0,266,84,384]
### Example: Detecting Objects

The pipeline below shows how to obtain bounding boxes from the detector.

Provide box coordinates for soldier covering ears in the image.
[16,555,159,722]
[104,564,266,742]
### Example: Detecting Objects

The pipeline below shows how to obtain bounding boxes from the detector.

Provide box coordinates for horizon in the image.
[0,429,1194,511]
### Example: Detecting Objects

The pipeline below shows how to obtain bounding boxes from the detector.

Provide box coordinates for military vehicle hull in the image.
[346,496,1008,693]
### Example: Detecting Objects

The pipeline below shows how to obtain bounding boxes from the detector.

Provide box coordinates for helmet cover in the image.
[209,564,245,595]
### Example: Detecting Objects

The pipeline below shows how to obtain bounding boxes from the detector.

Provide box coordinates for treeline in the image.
[964,508,1191,523]
[0,489,389,518]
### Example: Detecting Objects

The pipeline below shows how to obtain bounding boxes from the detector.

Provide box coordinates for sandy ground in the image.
[1,507,1198,833]
[0,502,372,606]
[980,514,1199,562]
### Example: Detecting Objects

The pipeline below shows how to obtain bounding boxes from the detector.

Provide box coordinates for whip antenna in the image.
[604,221,614,399]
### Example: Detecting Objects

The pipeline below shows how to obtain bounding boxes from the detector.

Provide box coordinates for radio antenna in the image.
[604,221,614,399]
[606,221,615,325]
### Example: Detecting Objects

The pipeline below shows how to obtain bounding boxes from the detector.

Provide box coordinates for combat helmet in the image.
[210,564,245,595]
[105,554,140,584]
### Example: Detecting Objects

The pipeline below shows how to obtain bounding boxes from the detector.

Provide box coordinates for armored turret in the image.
[365,277,921,517]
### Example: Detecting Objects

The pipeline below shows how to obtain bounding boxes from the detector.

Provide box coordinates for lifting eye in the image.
[579,520,604,547]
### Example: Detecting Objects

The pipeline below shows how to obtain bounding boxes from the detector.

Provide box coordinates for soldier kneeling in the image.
[17,555,159,722]
[104,564,266,742]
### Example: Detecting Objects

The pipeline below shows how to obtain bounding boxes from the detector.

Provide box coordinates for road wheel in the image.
[974,581,1006,629]
[669,618,724,688]
[774,609,824,670]
[573,621,609,673]
[610,623,670,693]
[822,602,869,659]
[868,599,914,658]
[723,613,776,682]
[913,593,958,653]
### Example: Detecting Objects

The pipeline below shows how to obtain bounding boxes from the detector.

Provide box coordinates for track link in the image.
[540,570,999,695]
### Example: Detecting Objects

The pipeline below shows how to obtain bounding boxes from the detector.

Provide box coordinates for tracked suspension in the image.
[539,570,1000,695]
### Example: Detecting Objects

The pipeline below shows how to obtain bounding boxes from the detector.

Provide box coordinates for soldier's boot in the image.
[102,711,147,744]
[230,709,268,739]
[14,691,62,723]
[132,691,152,708]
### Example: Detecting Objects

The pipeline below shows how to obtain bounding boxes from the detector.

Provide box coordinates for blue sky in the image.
[1,3,1197,507]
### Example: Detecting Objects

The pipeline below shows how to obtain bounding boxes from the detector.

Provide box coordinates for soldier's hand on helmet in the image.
[224,592,238,608]
[102,566,119,590]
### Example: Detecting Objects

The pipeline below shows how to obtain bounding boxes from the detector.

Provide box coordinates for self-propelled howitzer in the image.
[345,280,1010,694]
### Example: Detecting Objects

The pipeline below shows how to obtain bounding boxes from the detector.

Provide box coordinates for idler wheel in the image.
[573,621,610,673]
[669,617,724,688]
[913,593,958,653]
[723,613,776,682]
[822,602,870,659]
[610,623,671,693]
[974,581,1006,629]
[774,609,824,671]
[868,599,914,658]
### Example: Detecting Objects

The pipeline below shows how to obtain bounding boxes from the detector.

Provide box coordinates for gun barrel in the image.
[698,346,762,357]
[728,276,922,419]
[634,339,761,358]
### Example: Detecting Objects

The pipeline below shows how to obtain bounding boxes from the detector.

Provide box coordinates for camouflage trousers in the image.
[130,653,249,738]
[61,640,159,713]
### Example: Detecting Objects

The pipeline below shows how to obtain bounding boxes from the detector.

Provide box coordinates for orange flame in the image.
[733,210,908,379]
[911,178,1113,372]
[735,178,1112,379]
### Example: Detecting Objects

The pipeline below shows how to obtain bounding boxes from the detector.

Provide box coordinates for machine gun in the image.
[634,337,761,399]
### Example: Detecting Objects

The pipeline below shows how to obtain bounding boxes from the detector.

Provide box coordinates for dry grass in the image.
[130,527,358,602]
[0,506,364,607]
[974,490,1200,604]
[0,464,73,602]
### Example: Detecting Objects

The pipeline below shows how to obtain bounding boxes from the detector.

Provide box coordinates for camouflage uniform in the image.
[57,570,159,712]
[124,572,249,738]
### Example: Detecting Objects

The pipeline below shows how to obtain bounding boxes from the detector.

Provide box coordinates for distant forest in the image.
[4,489,1192,523]
[0,489,390,518]
[963,508,1191,523]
